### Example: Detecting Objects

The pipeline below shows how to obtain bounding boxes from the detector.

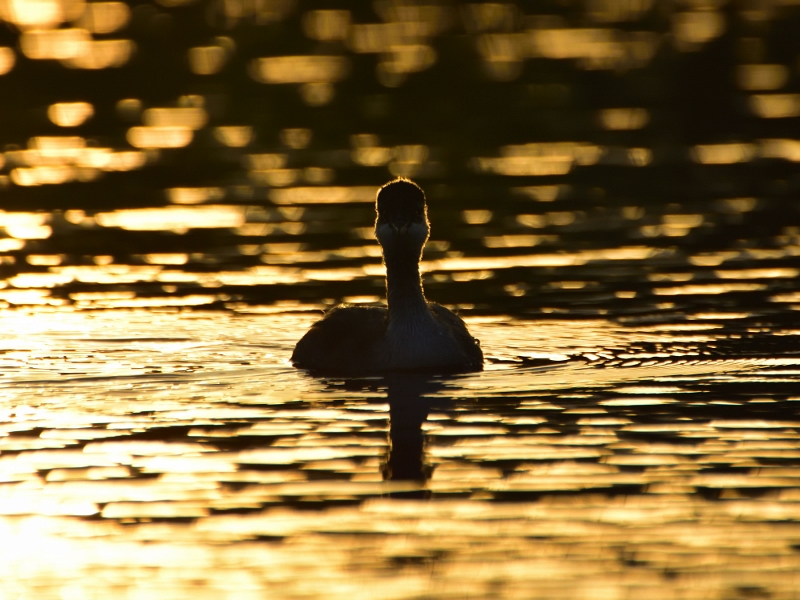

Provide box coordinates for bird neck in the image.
[384,252,429,323]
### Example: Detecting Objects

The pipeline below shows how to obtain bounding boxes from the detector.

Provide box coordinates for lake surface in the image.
[1,309,799,599]
[2,0,800,598]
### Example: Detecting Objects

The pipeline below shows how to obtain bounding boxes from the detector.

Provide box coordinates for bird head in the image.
[375,178,430,260]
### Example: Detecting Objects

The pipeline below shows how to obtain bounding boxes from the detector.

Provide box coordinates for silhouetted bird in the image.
[292,178,483,376]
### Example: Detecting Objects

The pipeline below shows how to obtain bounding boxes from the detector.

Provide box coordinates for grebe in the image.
[291,178,483,376]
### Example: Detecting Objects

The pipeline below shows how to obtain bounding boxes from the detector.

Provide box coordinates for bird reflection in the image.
[382,374,450,498]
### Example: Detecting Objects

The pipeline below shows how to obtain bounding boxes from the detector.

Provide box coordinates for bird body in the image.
[291,178,483,376]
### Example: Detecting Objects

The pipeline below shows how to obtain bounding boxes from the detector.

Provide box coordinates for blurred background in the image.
[3,3,800,598]
[0,0,798,320]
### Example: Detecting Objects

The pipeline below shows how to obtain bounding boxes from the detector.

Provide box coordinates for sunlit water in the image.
[0,309,799,599]
[2,0,800,597]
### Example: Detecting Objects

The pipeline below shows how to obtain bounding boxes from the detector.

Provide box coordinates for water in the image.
[2,0,800,597]
[1,310,799,598]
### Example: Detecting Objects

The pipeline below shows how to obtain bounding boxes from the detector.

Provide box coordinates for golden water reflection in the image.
[0,187,796,316]
[0,310,798,597]
[1,0,800,594]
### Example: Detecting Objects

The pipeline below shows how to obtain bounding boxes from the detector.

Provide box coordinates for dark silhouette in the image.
[382,374,450,499]
[292,179,483,376]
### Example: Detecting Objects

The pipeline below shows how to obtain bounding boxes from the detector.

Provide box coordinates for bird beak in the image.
[391,222,410,234]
